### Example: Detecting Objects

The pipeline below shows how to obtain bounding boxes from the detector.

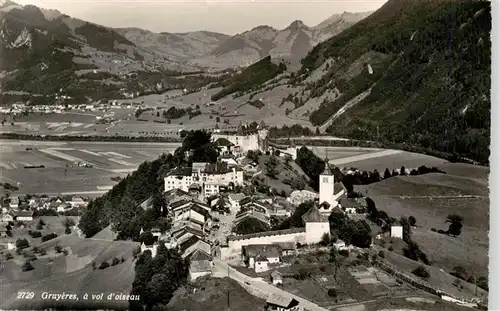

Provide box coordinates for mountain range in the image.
[0,0,491,164]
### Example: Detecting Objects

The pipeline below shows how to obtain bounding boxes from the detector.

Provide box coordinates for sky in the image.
[16,0,386,35]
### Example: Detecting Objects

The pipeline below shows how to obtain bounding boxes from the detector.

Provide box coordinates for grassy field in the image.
[360,163,489,298]
[167,276,266,311]
[0,232,138,310]
[335,151,448,173]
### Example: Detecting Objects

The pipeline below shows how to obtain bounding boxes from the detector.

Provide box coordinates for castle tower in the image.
[319,158,335,209]
[302,205,330,244]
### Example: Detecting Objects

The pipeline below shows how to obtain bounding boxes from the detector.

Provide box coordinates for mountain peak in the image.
[249,25,276,32]
[287,20,307,31]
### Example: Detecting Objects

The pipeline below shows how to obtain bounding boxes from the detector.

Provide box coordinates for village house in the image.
[68,196,87,208]
[270,270,283,286]
[188,249,213,281]
[57,202,72,213]
[9,197,19,209]
[243,244,282,273]
[0,224,8,237]
[179,235,211,258]
[0,213,14,223]
[14,210,33,222]
[227,193,247,213]
[265,294,300,311]
[391,223,403,239]
[272,242,296,256]
[339,197,364,214]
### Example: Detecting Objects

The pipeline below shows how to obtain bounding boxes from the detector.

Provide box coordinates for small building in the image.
[0,213,14,223]
[243,244,281,273]
[57,203,72,213]
[0,224,8,237]
[228,193,246,212]
[9,197,19,209]
[265,294,300,311]
[270,270,283,286]
[272,242,296,256]
[15,211,33,222]
[188,249,213,281]
[391,224,403,239]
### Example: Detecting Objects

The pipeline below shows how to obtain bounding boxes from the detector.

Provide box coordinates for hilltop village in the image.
[0,123,487,311]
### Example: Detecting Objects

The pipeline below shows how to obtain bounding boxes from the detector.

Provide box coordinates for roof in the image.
[322,160,333,175]
[334,182,345,194]
[340,198,363,209]
[139,196,154,210]
[214,137,234,147]
[227,227,305,241]
[234,210,269,226]
[188,249,212,262]
[255,254,268,262]
[302,205,329,223]
[245,244,281,259]
[164,188,190,198]
[229,193,246,202]
[192,162,209,172]
[169,166,193,177]
[15,211,34,217]
[271,270,282,277]
[179,235,201,253]
[272,242,295,250]
[266,294,298,308]
[188,183,201,190]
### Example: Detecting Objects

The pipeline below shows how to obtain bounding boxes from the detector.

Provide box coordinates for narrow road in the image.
[212,259,329,311]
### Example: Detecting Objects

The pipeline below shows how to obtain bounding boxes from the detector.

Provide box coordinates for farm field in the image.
[0,233,139,310]
[331,150,449,172]
[0,140,181,196]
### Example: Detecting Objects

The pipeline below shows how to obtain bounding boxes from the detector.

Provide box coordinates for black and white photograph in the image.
[0,0,494,310]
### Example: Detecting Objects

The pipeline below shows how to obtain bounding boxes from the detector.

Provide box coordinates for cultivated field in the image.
[0,140,180,196]
[168,277,267,311]
[0,232,139,310]
[330,150,449,173]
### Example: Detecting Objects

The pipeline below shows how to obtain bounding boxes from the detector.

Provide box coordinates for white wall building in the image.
[164,162,244,195]
[391,225,403,239]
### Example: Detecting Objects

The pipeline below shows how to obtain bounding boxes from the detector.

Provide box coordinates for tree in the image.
[408,216,416,227]
[16,238,30,249]
[265,156,279,179]
[99,261,110,269]
[412,266,430,279]
[446,214,463,237]
[65,227,71,234]
[216,116,220,123]
[451,266,468,280]
[320,233,331,246]
[328,247,340,280]
[365,197,378,220]
[54,244,63,253]
[315,127,320,135]
[21,261,34,272]
[62,217,75,228]
[383,168,391,179]
[400,166,407,175]
[400,217,411,243]
[38,219,46,226]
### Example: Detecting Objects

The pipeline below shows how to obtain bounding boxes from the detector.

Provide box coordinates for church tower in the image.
[319,157,335,208]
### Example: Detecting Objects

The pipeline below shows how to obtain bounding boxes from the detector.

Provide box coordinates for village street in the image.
[211,258,329,311]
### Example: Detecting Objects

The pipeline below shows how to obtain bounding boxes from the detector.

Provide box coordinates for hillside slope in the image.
[294,0,490,163]
[0,1,200,104]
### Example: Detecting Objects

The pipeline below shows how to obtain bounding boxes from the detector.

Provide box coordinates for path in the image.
[212,259,329,311]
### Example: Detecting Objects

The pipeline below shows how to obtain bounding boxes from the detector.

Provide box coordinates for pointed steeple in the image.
[322,158,332,175]
[237,121,244,135]
[259,120,266,129]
